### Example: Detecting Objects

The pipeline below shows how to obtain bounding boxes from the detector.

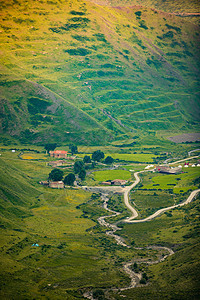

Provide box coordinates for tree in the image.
[74,161,84,174]
[48,169,63,181]
[69,144,78,155]
[93,289,105,300]
[104,156,114,164]
[83,155,91,163]
[44,143,57,153]
[92,150,104,162]
[64,173,76,186]
[78,168,86,181]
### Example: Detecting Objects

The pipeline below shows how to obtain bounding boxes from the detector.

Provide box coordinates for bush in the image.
[64,48,91,56]
[140,278,146,284]
[70,10,86,15]
[93,289,105,299]
[135,11,142,18]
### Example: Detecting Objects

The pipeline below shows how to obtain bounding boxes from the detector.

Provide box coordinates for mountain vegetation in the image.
[0,0,200,299]
[0,0,199,146]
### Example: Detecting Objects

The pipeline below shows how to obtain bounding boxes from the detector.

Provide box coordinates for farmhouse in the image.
[101,181,111,185]
[111,179,128,185]
[49,181,64,189]
[48,160,67,167]
[156,165,182,174]
[49,150,68,159]
[39,181,49,186]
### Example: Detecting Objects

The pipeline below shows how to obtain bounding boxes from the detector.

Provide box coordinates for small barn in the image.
[101,181,111,185]
[48,160,66,167]
[156,165,182,174]
[111,179,128,186]
[39,181,49,186]
[49,181,64,189]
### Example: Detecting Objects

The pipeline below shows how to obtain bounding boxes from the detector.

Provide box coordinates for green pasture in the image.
[131,190,176,219]
[94,169,132,182]
[107,153,158,162]
[20,152,48,160]
[78,152,158,162]
[0,153,131,299]
[141,167,200,193]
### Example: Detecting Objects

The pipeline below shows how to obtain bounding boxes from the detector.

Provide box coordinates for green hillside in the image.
[0,149,199,299]
[0,0,199,145]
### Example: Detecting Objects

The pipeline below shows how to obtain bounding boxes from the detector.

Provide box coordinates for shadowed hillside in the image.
[0,0,199,145]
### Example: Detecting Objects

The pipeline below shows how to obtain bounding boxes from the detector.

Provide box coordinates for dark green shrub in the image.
[135,11,142,18]
[70,10,86,15]
[64,48,91,56]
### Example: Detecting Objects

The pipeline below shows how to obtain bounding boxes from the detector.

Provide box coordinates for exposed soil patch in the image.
[167,133,200,143]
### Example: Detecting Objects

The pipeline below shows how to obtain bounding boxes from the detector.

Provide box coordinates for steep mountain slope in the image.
[0,0,199,145]
[91,0,200,12]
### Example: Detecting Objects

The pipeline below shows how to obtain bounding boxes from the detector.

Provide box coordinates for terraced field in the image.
[0,0,199,145]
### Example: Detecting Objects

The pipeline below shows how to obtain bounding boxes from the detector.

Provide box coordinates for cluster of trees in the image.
[48,169,75,186]
[44,143,57,153]
[74,160,86,180]
[69,144,78,155]
[84,150,114,165]
[47,149,115,187]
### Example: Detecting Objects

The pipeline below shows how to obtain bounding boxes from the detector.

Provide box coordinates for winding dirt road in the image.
[82,155,199,297]
[124,171,200,223]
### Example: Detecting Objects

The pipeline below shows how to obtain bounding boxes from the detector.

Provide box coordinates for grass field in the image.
[0,144,200,298]
[79,152,159,162]
[0,0,200,146]
[141,167,200,193]
[130,190,176,219]
[0,152,132,299]
[94,169,132,182]
[20,152,47,160]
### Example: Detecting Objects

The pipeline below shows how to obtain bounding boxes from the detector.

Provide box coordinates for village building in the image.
[48,160,74,168]
[49,150,68,159]
[48,160,67,167]
[111,179,128,185]
[49,181,64,189]
[39,181,49,186]
[156,165,182,174]
[101,181,111,185]
[67,155,77,160]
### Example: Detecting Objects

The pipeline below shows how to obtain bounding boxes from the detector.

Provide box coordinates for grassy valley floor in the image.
[0,146,199,299]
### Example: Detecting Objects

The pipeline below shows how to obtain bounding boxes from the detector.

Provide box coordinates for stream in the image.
[83,156,200,299]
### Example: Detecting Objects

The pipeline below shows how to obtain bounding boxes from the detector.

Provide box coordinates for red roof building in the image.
[49,150,68,159]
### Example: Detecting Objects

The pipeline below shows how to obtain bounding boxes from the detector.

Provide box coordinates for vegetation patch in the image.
[64,48,91,56]
[94,169,131,182]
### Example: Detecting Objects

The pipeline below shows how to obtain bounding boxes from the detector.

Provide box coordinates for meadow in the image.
[0,0,200,147]
[94,169,132,182]
[0,145,199,299]
[0,151,131,299]
[140,166,200,193]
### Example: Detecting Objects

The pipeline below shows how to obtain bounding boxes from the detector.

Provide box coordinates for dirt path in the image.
[169,155,199,165]
[124,172,200,223]
[82,155,199,297]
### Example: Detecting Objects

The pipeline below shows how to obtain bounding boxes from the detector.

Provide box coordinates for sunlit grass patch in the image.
[21,153,47,160]
[94,169,131,182]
